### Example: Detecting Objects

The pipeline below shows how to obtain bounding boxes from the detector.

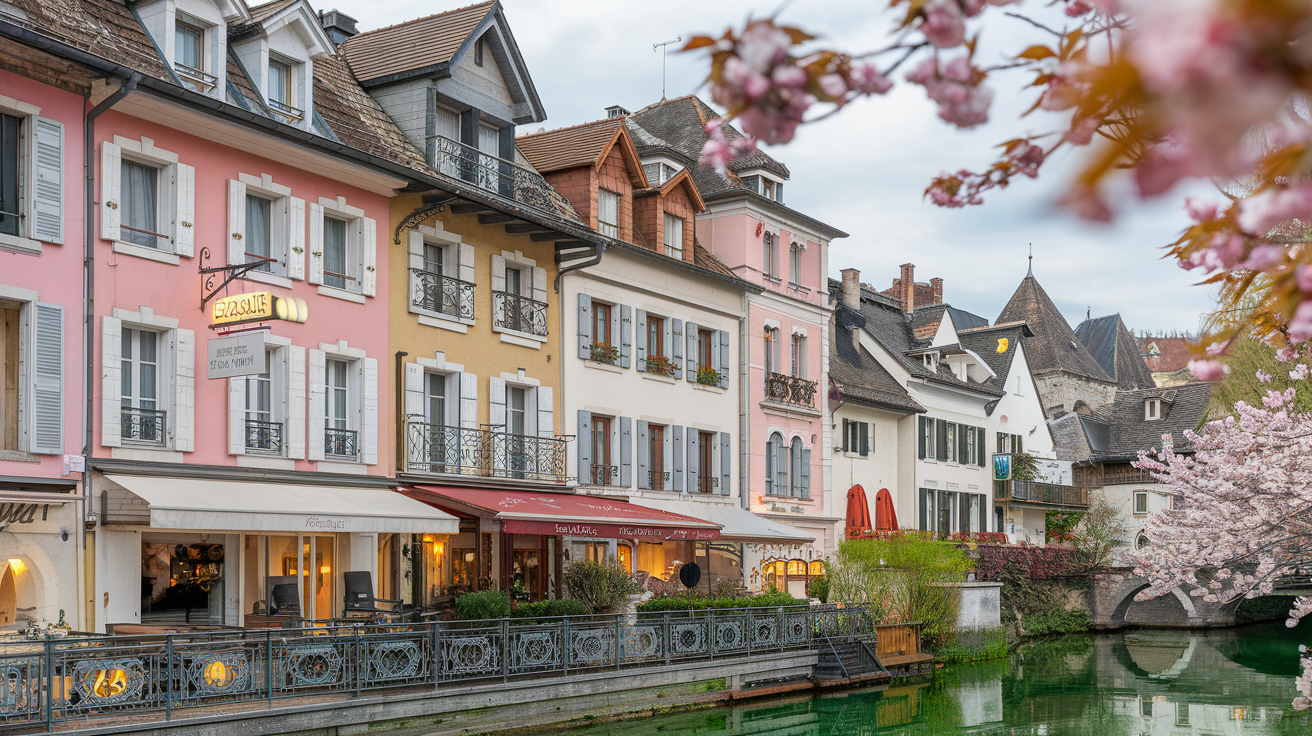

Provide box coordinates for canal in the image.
[532,622,1311,735]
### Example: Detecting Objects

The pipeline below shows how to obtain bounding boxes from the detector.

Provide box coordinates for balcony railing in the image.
[588,463,619,486]
[405,418,571,483]
[1008,480,1089,507]
[432,135,561,215]
[245,419,283,454]
[268,97,304,122]
[175,63,217,93]
[1100,468,1159,486]
[121,406,167,445]
[493,291,548,336]
[764,372,818,409]
[325,427,357,458]
[411,269,475,321]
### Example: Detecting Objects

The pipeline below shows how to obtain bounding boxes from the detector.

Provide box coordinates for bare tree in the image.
[1070,491,1130,571]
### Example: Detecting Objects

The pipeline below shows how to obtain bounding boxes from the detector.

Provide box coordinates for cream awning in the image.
[105,475,458,535]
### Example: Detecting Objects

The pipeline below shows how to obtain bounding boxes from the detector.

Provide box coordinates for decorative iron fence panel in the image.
[492,291,548,337]
[764,372,818,409]
[121,406,167,445]
[0,605,874,729]
[431,136,561,215]
[324,427,358,459]
[490,431,569,483]
[410,269,475,321]
[244,419,283,454]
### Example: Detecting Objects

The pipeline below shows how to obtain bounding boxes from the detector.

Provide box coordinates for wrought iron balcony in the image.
[405,418,572,483]
[175,63,217,93]
[245,419,283,454]
[268,97,304,123]
[121,406,167,445]
[493,291,548,336]
[431,135,561,215]
[411,269,475,321]
[588,463,619,486]
[764,372,818,409]
[325,427,358,458]
[1008,481,1089,508]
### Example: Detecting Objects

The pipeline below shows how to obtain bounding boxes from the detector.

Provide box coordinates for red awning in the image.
[404,486,721,541]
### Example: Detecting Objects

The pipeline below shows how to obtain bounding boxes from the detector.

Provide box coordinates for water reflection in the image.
[542,623,1312,735]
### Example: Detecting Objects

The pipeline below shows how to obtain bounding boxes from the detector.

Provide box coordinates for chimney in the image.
[930,277,943,306]
[605,105,630,118]
[899,263,915,313]
[840,268,861,310]
[319,9,359,44]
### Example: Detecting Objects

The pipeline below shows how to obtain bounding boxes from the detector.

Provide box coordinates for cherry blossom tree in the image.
[686,0,1312,357]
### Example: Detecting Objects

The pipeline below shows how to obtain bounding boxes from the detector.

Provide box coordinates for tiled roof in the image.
[517,117,626,174]
[996,274,1113,382]
[907,304,989,344]
[4,0,175,81]
[313,52,430,171]
[831,308,925,414]
[958,323,1031,394]
[1074,314,1156,390]
[693,242,737,280]
[248,0,296,23]
[1095,383,1211,461]
[339,1,493,83]
[1139,335,1196,374]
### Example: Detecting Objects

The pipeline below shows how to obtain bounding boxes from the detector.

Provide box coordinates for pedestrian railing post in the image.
[165,635,173,720]
[501,619,509,683]
[354,626,362,698]
[562,617,570,677]
[663,613,670,667]
[614,615,621,671]
[708,610,715,661]
[265,630,274,706]
[747,609,753,659]
[43,636,53,734]
[432,620,441,691]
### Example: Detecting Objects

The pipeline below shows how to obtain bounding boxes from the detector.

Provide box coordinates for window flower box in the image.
[696,366,722,386]
[590,342,620,365]
[645,355,677,377]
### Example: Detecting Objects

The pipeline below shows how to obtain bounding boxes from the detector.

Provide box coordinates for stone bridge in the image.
[1089,570,1244,629]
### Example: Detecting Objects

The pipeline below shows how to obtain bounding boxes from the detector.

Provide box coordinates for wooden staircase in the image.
[814,623,934,685]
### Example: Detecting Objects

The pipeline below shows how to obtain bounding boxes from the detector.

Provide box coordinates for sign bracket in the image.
[198,246,277,310]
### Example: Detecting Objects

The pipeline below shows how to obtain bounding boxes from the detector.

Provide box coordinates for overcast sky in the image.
[327,0,1215,335]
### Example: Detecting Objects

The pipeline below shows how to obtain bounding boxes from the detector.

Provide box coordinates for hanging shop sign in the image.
[210,292,308,328]
[992,454,1012,482]
[207,332,267,380]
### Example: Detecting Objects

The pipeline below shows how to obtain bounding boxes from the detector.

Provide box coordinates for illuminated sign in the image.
[210,292,307,327]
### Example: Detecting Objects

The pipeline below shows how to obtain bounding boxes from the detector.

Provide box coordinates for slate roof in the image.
[1094,383,1211,461]
[830,306,925,414]
[339,1,494,83]
[313,52,430,171]
[996,274,1114,383]
[958,322,1034,394]
[1074,314,1156,390]
[516,117,631,175]
[2,0,175,81]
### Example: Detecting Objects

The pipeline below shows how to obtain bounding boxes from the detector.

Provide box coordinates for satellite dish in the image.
[679,563,701,589]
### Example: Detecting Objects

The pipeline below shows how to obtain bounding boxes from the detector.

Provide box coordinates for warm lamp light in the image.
[319,565,331,574]
[433,542,444,557]
[7,559,25,575]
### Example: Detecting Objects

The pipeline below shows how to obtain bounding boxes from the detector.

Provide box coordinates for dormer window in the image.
[174,17,216,92]
[268,57,302,121]
[1144,398,1161,421]
[922,353,938,370]
[598,189,619,237]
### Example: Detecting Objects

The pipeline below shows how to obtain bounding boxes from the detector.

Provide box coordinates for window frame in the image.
[1144,398,1161,421]
[697,430,715,494]
[506,385,527,436]
[321,214,356,292]
[268,56,294,107]
[762,232,778,278]
[647,315,665,359]
[593,301,612,349]
[764,327,779,376]
[788,242,802,286]
[119,157,166,250]
[174,19,206,74]
[1133,491,1149,515]
[789,436,805,497]
[648,423,666,490]
[662,212,683,260]
[697,328,714,370]
[597,188,619,238]
[765,431,786,496]
[120,326,167,447]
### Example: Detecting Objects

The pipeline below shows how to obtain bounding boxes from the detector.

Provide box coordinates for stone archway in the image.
[1108,582,1151,628]
[0,566,15,625]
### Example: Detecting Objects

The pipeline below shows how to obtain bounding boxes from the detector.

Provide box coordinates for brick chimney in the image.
[840,268,861,310]
[929,277,943,306]
[899,263,915,313]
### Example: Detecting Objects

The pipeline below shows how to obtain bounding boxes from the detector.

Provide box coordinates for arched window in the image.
[1136,533,1150,550]
[789,242,802,286]
[809,560,825,577]
[764,327,779,376]
[762,232,777,277]
[766,431,786,496]
[789,436,806,498]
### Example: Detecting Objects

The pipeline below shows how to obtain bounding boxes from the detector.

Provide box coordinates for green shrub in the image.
[635,590,803,613]
[456,589,510,620]
[807,573,830,603]
[1021,608,1093,636]
[934,629,1009,664]
[562,560,639,613]
[510,599,589,620]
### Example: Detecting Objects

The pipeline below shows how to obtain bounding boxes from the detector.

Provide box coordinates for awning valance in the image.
[105,475,459,535]
[0,490,79,504]
[405,486,721,541]
[629,498,815,544]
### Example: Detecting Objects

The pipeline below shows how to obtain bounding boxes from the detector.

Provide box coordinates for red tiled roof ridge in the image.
[340,0,494,47]
[516,116,622,140]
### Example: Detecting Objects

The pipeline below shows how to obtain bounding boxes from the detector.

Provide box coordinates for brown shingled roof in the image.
[996,274,1113,382]
[339,1,493,83]
[313,52,430,171]
[1139,335,1197,374]
[693,242,736,279]
[517,118,627,174]
[5,0,174,81]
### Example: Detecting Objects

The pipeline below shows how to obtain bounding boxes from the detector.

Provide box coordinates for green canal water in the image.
[542,623,1311,735]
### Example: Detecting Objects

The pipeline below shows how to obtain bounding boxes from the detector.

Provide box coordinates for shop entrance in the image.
[0,564,16,625]
[141,534,226,624]
[241,534,337,621]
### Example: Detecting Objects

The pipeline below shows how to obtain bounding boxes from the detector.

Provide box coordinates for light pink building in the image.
[628,98,846,596]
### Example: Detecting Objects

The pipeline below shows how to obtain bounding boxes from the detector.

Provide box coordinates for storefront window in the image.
[141,536,226,624]
[809,560,824,577]
[511,549,540,601]
[418,534,447,606]
[452,548,476,591]
[616,544,632,573]
[584,542,607,564]
[377,533,400,602]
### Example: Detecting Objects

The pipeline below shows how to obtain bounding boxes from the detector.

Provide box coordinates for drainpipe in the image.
[395,351,408,474]
[739,290,749,510]
[552,241,606,293]
[555,242,604,488]
[83,73,141,522]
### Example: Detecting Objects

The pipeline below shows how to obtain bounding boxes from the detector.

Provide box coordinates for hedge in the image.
[636,590,801,613]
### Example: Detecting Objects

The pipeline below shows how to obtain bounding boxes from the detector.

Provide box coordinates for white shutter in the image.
[671,425,684,492]
[619,305,632,369]
[101,316,122,447]
[619,416,632,487]
[531,266,547,306]
[491,254,506,292]
[636,420,649,490]
[685,321,698,381]
[577,294,592,360]
[100,142,121,241]
[577,410,592,481]
[174,163,195,257]
[362,356,378,465]
[458,243,475,284]
[228,377,246,456]
[686,430,699,494]
[407,230,425,271]
[227,179,246,265]
[31,117,63,244]
[536,385,553,438]
[308,202,324,285]
[404,362,425,419]
[174,328,195,452]
[800,447,811,499]
[286,196,306,280]
[361,217,377,297]
[308,349,326,460]
[488,376,506,429]
[671,319,682,379]
[459,371,478,429]
[30,303,63,454]
[718,432,731,496]
[635,310,647,371]
[288,346,307,459]
[718,331,730,388]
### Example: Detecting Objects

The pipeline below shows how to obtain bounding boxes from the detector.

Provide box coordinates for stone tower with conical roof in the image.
[996,267,1117,418]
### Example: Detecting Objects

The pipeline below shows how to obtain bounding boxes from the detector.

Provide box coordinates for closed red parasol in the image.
[874,488,898,531]
[845,484,872,536]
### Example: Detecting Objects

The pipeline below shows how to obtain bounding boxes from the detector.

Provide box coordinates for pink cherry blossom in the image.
[1298,266,1312,294]
[848,62,893,95]
[1184,197,1218,222]
[1291,302,1312,343]
[906,56,993,128]
[1187,359,1230,381]
[1242,244,1284,272]
[1065,0,1093,16]
[817,73,848,100]
[1064,117,1100,146]
[922,0,967,49]
[1238,185,1312,236]
[737,22,792,74]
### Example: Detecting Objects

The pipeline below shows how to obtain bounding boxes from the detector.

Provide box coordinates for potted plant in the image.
[696,366,722,385]
[590,342,620,365]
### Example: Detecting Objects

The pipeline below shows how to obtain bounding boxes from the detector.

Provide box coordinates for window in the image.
[762,179,775,200]
[506,386,526,436]
[765,431,786,496]
[647,315,665,359]
[918,416,935,460]
[945,423,957,463]
[121,327,163,444]
[325,358,353,457]
[764,327,779,375]
[789,436,805,498]
[1134,491,1148,515]
[425,372,446,426]
[698,329,714,369]
[121,160,161,249]
[593,302,612,347]
[698,431,715,494]
[965,427,976,467]
[0,108,61,249]
[0,114,18,238]
[423,242,445,275]
[505,265,524,296]
[269,58,292,106]
[842,419,869,457]
[245,194,273,271]
[244,356,280,453]
[762,232,777,277]
[790,334,805,378]
[176,22,203,71]
[1136,533,1150,550]
[598,189,619,238]
[1145,398,1161,421]
[663,212,683,259]
[789,242,802,286]
[591,415,612,484]
[323,217,352,291]
[475,36,485,66]
[649,423,665,490]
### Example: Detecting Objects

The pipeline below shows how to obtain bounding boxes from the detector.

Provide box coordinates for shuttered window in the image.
[0,114,18,237]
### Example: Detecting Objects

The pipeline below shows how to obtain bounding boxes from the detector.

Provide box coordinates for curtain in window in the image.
[122,160,158,248]
[598,190,618,237]
[246,195,272,268]
[323,218,348,289]
[663,213,682,258]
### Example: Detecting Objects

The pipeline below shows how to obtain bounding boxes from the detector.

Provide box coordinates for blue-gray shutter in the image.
[686,430,699,494]
[718,432,730,496]
[32,117,63,244]
[672,425,684,491]
[31,303,63,454]
[717,331,730,388]
[577,294,592,360]
[662,425,673,488]
[800,447,811,499]
[620,416,632,486]
[764,436,774,495]
[776,441,789,496]
[671,319,683,379]
[635,309,647,372]
[619,305,632,369]
[977,427,987,466]
[577,410,592,482]
[685,322,698,381]
[636,420,650,489]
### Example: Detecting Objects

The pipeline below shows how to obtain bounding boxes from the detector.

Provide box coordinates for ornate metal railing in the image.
[431,135,561,215]
[493,291,548,336]
[1100,468,1158,486]
[404,419,571,483]
[268,98,304,123]
[120,406,167,445]
[588,463,619,486]
[410,269,475,321]
[492,431,568,482]
[1009,481,1089,507]
[764,372,818,409]
[0,605,876,729]
[244,419,283,454]
[324,427,357,459]
[174,63,217,93]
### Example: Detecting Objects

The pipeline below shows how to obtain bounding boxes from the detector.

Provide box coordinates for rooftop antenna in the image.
[653,36,681,100]
[1027,243,1033,277]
